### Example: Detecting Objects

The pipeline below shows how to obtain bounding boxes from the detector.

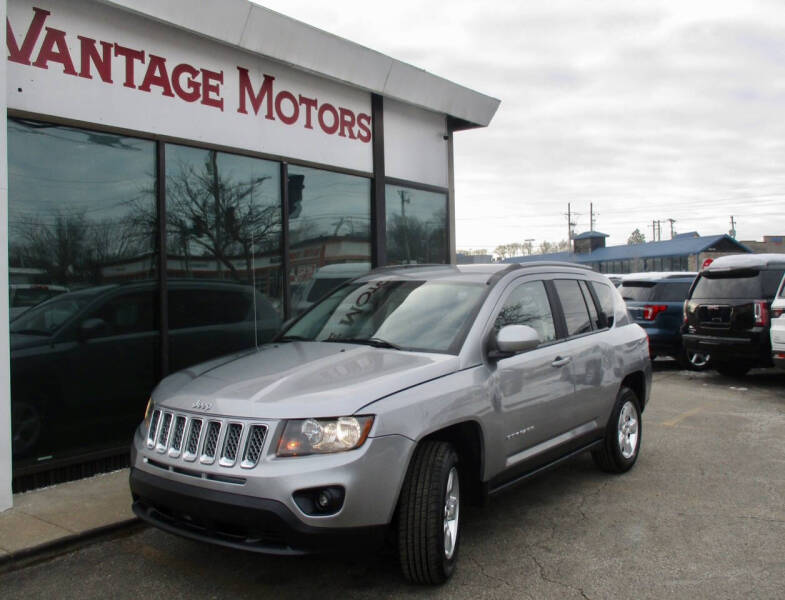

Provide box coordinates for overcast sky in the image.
[256,0,784,251]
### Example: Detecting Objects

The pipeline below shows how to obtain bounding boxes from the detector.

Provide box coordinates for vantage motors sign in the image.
[6,0,373,172]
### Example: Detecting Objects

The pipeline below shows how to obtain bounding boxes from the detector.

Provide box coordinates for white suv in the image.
[771,272,785,370]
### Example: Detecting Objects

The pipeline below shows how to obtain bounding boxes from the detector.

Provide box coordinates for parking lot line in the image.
[661,405,707,427]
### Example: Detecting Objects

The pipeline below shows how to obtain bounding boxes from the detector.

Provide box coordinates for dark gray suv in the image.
[130,263,651,584]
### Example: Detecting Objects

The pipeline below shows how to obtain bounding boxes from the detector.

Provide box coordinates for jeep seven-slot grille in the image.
[145,410,268,470]
[156,412,173,452]
[201,421,221,464]
[169,416,186,457]
[242,425,267,468]
[219,423,243,466]
[185,419,203,459]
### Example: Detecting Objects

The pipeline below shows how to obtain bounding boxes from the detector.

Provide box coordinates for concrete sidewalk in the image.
[0,469,139,568]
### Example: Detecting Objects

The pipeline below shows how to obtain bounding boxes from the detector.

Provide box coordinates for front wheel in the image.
[397,441,460,584]
[592,387,641,473]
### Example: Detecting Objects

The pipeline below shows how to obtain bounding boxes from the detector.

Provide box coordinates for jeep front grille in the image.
[200,421,222,464]
[184,419,203,460]
[241,425,267,468]
[146,410,161,448]
[156,412,173,453]
[219,423,243,466]
[145,410,269,471]
[168,416,187,457]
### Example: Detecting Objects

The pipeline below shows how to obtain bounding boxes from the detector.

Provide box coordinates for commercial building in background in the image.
[0,0,499,508]
[504,231,751,272]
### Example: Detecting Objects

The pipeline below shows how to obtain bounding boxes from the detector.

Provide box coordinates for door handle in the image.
[551,356,572,368]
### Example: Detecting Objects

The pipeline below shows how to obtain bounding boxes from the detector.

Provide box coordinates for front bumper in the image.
[130,422,414,554]
[130,468,386,555]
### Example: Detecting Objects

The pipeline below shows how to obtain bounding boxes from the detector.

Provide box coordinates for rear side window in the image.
[651,282,692,302]
[691,269,785,300]
[619,282,655,301]
[591,281,614,326]
[554,280,592,336]
[779,274,785,298]
[578,280,600,329]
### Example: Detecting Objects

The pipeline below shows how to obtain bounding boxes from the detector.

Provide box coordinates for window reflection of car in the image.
[293,262,370,315]
[10,280,282,461]
[9,283,69,320]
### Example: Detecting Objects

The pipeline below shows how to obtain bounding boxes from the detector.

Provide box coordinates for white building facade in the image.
[0,0,498,509]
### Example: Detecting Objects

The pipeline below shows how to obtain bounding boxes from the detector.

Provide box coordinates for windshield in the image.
[282,279,487,353]
[10,294,93,335]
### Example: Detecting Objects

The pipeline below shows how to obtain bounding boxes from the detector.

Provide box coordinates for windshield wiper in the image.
[277,335,309,342]
[326,337,402,350]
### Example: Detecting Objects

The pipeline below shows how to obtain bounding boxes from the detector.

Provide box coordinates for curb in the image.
[0,518,145,574]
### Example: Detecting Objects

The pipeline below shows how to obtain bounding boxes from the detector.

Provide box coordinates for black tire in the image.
[397,440,460,585]
[592,387,641,473]
[714,362,750,377]
[677,348,711,371]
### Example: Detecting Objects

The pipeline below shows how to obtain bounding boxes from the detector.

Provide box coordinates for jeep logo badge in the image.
[192,400,213,411]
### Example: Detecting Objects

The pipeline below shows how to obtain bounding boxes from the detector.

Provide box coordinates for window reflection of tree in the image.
[164,152,281,283]
[10,208,155,286]
[387,208,446,264]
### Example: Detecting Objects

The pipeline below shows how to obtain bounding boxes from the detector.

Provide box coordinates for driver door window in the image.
[494,280,556,343]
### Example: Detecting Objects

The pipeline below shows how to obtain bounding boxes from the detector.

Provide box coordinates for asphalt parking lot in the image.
[2,362,784,599]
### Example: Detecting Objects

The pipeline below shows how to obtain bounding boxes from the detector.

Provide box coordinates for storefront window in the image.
[165,145,283,371]
[8,119,157,465]
[287,165,371,316]
[385,185,447,265]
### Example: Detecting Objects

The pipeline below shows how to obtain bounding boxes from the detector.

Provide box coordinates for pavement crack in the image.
[466,555,522,595]
[524,548,592,600]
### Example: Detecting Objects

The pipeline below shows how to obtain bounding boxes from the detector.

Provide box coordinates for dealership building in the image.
[0,0,499,509]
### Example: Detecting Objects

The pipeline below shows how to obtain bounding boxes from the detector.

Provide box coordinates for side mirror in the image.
[79,318,108,341]
[489,325,541,360]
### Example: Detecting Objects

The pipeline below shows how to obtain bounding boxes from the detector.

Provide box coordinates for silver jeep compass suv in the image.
[130,263,651,584]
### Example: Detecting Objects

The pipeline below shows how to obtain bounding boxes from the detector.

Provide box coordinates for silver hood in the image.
[153,341,459,419]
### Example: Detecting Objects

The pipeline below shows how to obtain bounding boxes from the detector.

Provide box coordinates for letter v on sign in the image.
[7,7,50,65]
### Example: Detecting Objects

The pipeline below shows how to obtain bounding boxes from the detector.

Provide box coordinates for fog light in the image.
[293,486,345,516]
[317,491,331,509]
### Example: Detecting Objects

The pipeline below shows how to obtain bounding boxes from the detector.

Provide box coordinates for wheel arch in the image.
[418,420,486,506]
[620,371,647,412]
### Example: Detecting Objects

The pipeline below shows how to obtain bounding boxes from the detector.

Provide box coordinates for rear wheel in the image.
[678,348,711,371]
[592,387,641,473]
[715,362,750,377]
[397,441,460,585]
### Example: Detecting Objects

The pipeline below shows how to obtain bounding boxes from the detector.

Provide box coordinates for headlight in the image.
[143,398,153,428]
[277,416,374,457]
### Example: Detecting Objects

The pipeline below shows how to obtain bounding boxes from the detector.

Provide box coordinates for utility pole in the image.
[652,220,656,242]
[590,203,595,231]
[657,220,661,241]
[667,218,676,239]
[565,203,578,254]
[729,216,736,239]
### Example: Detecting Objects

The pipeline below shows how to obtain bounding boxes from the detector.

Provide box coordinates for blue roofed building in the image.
[503,231,751,273]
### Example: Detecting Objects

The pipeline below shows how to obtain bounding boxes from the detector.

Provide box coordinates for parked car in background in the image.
[770,272,785,370]
[683,254,785,377]
[131,262,651,584]
[9,283,68,320]
[10,279,281,460]
[619,272,706,369]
